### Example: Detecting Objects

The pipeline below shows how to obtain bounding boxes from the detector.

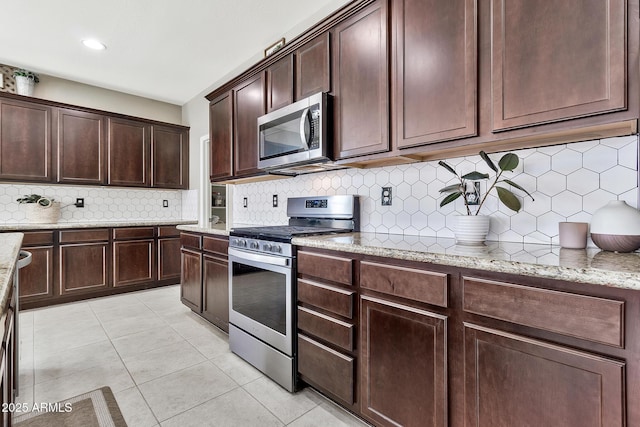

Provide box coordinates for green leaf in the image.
[439,184,462,193]
[502,179,535,201]
[496,186,522,212]
[479,151,498,172]
[461,171,490,181]
[439,191,462,207]
[438,161,458,177]
[498,153,519,171]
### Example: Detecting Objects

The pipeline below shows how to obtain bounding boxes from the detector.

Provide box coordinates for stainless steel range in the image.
[228,195,359,392]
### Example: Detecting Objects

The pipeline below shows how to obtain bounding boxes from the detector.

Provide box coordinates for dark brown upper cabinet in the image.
[107,117,151,187]
[152,125,189,189]
[491,0,626,131]
[295,33,331,100]
[394,0,477,149]
[233,74,265,177]
[0,98,52,182]
[209,92,234,181]
[56,108,105,185]
[332,0,389,159]
[266,55,294,112]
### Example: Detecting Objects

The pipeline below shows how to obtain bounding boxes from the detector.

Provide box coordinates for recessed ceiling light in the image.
[82,39,106,50]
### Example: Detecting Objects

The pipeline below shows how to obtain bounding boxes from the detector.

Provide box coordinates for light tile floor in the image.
[17,285,370,427]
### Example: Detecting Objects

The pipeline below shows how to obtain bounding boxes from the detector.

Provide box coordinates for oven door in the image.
[228,247,294,356]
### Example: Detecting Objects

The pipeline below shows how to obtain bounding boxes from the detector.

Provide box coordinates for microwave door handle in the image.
[299,108,311,150]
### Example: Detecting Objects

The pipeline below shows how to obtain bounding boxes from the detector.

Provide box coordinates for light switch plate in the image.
[272,194,278,207]
[243,197,248,208]
[162,200,168,207]
[381,187,392,206]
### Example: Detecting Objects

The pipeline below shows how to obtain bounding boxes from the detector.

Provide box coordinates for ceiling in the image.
[0,0,350,105]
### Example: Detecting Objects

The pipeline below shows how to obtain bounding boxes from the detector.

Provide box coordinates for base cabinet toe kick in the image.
[295,246,636,427]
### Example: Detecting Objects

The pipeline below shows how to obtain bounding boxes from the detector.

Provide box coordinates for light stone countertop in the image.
[292,232,640,291]
[177,223,229,236]
[0,233,23,317]
[0,220,197,231]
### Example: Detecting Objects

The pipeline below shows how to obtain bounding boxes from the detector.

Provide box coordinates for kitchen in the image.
[1,0,640,426]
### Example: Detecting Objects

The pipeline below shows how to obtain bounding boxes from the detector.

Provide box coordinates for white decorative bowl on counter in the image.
[24,202,61,224]
[453,215,490,246]
[590,200,640,253]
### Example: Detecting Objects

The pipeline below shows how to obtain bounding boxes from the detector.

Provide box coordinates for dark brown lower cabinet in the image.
[59,242,109,295]
[158,238,181,281]
[18,245,53,301]
[360,295,447,427]
[202,253,229,332]
[180,247,202,312]
[464,324,625,427]
[113,240,154,287]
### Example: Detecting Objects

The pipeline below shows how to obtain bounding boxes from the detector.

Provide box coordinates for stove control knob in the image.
[263,243,272,251]
[250,241,259,249]
[239,239,247,247]
[272,245,282,253]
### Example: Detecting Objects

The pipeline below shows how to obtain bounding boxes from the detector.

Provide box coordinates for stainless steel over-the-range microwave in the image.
[257,92,330,173]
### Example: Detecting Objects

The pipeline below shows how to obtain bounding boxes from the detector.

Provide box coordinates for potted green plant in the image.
[13,69,40,96]
[438,151,534,245]
[17,194,60,223]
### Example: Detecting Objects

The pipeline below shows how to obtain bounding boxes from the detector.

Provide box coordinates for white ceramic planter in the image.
[453,215,490,245]
[590,200,640,252]
[15,76,35,96]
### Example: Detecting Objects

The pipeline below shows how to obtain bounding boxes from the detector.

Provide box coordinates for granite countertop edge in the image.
[0,233,23,318]
[0,220,197,231]
[292,234,640,291]
[177,224,229,236]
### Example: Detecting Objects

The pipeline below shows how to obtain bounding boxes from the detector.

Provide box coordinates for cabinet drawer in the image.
[462,276,624,347]
[21,231,54,246]
[298,306,354,352]
[158,226,180,237]
[360,261,448,308]
[59,229,109,243]
[298,279,355,319]
[180,232,202,250]
[203,236,228,257]
[298,251,353,285]
[298,334,355,404]
[113,227,155,240]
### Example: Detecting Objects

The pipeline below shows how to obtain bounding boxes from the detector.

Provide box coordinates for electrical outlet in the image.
[243,197,248,208]
[273,195,278,207]
[466,182,481,206]
[74,198,84,208]
[163,200,168,208]
[381,187,392,206]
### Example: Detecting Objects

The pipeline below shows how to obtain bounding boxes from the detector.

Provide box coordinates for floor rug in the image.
[13,386,127,427]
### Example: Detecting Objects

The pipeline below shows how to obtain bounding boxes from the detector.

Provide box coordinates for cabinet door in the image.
[107,117,150,187]
[152,125,188,189]
[395,0,476,148]
[158,238,181,281]
[266,55,294,112]
[202,254,229,332]
[59,243,109,295]
[18,245,54,302]
[233,75,265,177]
[113,240,154,287]
[180,248,202,312]
[295,33,331,100]
[332,0,389,159]
[209,93,233,180]
[0,98,52,182]
[491,0,626,131]
[360,296,447,427]
[57,108,105,184]
[464,324,625,427]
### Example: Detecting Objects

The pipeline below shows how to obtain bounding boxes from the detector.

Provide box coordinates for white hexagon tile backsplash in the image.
[232,135,639,245]
[0,185,184,223]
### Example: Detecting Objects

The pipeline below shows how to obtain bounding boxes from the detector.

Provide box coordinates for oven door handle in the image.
[228,248,290,267]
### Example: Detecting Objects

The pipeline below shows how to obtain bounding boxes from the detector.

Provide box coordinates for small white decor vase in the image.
[590,200,640,252]
[15,76,35,96]
[453,215,490,245]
